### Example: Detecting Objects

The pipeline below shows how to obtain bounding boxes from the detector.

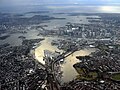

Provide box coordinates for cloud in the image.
[0,0,120,6]
[99,6,120,13]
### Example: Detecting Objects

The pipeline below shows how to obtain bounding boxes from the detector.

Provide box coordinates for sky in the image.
[0,0,120,13]
[0,0,120,6]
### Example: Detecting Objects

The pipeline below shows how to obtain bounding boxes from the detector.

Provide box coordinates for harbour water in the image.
[0,13,91,46]
[35,37,96,83]
[35,37,63,65]
[61,48,96,83]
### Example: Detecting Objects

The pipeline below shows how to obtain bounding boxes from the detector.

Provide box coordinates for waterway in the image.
[61,48,96,83]
[35,37,63,65]
[35,37,96,83]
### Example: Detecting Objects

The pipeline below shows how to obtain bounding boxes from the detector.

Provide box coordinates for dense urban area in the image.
[0,11,120,90]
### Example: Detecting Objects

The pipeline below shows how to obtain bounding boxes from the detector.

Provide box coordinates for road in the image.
[50,47,78,90]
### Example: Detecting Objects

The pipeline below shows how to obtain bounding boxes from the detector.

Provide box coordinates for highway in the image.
[50,47,78,90]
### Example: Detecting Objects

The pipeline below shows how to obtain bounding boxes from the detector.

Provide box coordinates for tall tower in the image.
[82,25,86,39]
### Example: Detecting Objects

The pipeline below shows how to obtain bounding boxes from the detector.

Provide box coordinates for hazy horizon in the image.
[0,0,120,13]
[0,0,120,5]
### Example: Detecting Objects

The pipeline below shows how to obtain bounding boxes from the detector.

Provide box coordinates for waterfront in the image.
[0,29,40,46]
[34,37,96,83]
[61,48,96,83]
[35,37,63,65]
